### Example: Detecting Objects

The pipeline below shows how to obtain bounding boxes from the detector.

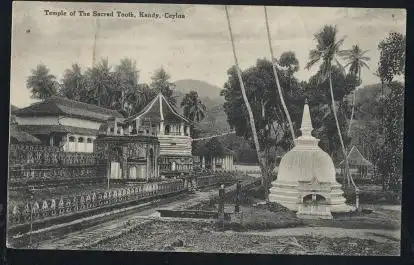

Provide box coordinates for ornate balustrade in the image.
[9,144,105,168]
[8,179,185,226]
[8,144,107,184]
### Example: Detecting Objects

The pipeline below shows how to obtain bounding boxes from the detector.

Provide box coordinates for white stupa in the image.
[269,101,354,217]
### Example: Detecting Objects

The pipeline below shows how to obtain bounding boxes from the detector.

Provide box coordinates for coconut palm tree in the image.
[26,64,59,100]
[305,25,352,187]
[263,6,296,142]
[225,6,269,199]
[180,91,207,123]
[342,44,370,135]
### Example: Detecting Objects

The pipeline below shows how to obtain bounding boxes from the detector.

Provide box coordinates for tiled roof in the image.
[9,125,41,144]
[14,96,123,122]
[127,93,191,124]
[18,125,99,136]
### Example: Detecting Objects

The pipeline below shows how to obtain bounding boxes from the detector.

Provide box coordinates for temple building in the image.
[124,93,193,178]
[13,96,123,153]
[269,102,353,219]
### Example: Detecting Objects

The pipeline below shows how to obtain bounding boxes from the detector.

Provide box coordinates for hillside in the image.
[173,79,229,134]
[174,79,224,103]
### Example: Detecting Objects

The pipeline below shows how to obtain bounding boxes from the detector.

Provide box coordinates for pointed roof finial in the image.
[300,102,313,137]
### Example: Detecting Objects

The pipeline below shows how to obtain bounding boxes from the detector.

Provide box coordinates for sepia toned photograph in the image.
[7,1,406,256]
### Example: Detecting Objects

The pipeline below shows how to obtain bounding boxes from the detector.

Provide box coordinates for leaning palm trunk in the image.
[264,6,296,142]
[347,90,356,136]
[225,6,269,200]
[329,71,354,188]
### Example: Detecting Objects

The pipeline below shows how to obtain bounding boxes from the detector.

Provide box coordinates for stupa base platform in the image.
[269,180,354,214]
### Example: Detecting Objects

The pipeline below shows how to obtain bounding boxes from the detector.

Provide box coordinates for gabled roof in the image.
[9,125,41,144]
[127,93,191,124]
[10,105,19,114]
[14,96,123,122]
[340,146,373,167]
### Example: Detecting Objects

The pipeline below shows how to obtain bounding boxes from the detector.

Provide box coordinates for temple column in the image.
[160,121,165,135]
[212,157,216,171]
[121,147,128,179]
[136,118,140,134]
[49,134,54,147]
[202,156,205,169]
[120,126,124,135]
[180,123,185,136]
[114,121,118,135]
[74,135,78,152]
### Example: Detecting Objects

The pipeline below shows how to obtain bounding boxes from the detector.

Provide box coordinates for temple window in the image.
[110,127,114,133]
[69,136,75,142]
[78,137,84,143]
[87,138,92,143]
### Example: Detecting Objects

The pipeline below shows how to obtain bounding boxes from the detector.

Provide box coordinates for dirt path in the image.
[226,227,400,243]
[35,186,227,250]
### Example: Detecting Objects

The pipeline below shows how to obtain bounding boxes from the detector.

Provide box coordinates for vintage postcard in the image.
[8,1,406,256]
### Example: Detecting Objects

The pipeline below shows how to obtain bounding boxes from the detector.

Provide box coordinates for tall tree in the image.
[341,44,370,135]
[377,82,404,193]
[264,6,296,142]
[26,64,59,100]
[150,67,177,106]
[225,6,269,199]
[59,64,87,101]
[305,25,353,187]
[377,31,406,84]
[124,83,157,117]
[84,58,115,108]
[180,91,207,123]
[113,58,140,113]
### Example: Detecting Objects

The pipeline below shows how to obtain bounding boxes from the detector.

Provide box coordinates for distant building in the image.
[193,139,234,172]
[13,96,123,153]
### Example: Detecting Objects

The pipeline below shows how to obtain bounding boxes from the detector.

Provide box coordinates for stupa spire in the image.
[300,102,313,137]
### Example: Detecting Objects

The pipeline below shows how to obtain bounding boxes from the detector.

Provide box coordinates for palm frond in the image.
[305,49,322,70]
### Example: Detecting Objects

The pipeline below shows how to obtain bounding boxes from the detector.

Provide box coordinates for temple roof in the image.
[340,146,373,167]
[14,96,123,122]
[9,125,41,144]
[18,124,98,136]
[126,93,191,124]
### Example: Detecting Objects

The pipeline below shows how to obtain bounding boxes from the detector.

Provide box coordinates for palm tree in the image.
[342,44,370,135]
[264,6,296,142]
[180,91,207,123]
[225,6,269,199]
[60,64,86,101]
[26,64,59,100]
[305,25,352,187]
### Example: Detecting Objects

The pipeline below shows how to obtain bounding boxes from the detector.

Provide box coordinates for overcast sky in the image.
[10,2,406,108]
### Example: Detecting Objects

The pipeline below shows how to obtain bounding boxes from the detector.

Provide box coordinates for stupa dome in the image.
[277,103,337,184]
